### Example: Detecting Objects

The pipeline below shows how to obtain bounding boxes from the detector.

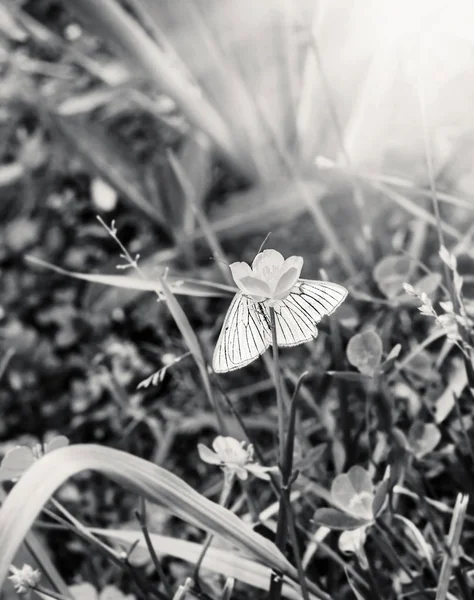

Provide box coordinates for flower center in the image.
[260,265,280,285]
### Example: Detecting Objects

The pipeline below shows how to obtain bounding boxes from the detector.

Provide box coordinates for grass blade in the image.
[91,528,317,600]
[26,256,235,298]
[0,445,303,590]
[69,0,251,178]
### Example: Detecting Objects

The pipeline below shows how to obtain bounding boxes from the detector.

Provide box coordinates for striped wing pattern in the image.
[212,293,270,373]
[212,280,348,372]
[264,280,348,347]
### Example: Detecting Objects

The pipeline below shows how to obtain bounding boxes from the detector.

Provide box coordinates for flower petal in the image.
[347,466,374,495]
[229,262,254,291]
[245,464,275,481]
[274,261,303,299]
[197,444,222,465]
[252,250,284,275]
[212,436,248,463]
[238,276,271,298]
[338,527,367,555]
[331,466,374,519]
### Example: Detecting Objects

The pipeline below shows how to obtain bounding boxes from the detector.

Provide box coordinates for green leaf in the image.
[408,422,441,459]
[372,480,389,518]
[0,445,301,591]
[346,330,383,377]
[373,255,411,299]
[91,528,317,600]
[26,256,235,298]
[312,508,369,531]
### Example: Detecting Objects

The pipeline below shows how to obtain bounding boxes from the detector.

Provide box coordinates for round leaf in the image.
[347,331,383,377]
[408,422,441,459]
[373,255,411,299]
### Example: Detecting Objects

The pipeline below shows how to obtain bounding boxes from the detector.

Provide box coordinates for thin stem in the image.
[31,586,72,600]
[135,499,174,598]
[269,307,286,463]
[268,307,287,600]
[193,473,234,582]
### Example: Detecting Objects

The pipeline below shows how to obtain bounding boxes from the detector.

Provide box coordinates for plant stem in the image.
[193,473,234,583]
[269,307,286,463]
[135,499,174,598]
[268,306,287,600]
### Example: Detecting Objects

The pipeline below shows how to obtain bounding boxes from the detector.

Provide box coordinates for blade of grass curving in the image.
[0,445,307,590]
[69,0,252,179]
[158,276,226,432]
[92,529,315,600]
[26,256,235,298]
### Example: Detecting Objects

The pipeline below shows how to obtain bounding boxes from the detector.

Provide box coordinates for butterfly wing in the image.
[265,279,348,347]
[213,293,271,373]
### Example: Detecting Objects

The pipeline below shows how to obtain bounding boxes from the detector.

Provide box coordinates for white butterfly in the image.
[212,250,348,373]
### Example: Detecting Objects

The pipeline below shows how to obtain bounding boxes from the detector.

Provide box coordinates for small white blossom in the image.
[9,564,41,594]
[198,436,275,481]
[338,527,369,569]
[230,249,303,306]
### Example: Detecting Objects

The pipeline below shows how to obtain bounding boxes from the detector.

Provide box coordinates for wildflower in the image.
[313,466,388,570]
[198,436,275,481]
[230,249,304,306]
[0,435,69,482]
[8,564,40,594]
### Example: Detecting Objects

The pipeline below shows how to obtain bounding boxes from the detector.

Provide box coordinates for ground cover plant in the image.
[1,1,474,599]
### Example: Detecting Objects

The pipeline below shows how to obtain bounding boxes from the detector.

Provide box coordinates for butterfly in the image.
[212,250,348,373]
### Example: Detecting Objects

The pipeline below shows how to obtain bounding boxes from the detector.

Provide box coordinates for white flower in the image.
[198,436,275,480]
[9,564,41,594]
[331,466,387,570]
[229,249,303,306]
[338,527,369,569]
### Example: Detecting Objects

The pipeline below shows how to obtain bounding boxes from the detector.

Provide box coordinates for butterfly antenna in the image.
[257,232,272,255]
